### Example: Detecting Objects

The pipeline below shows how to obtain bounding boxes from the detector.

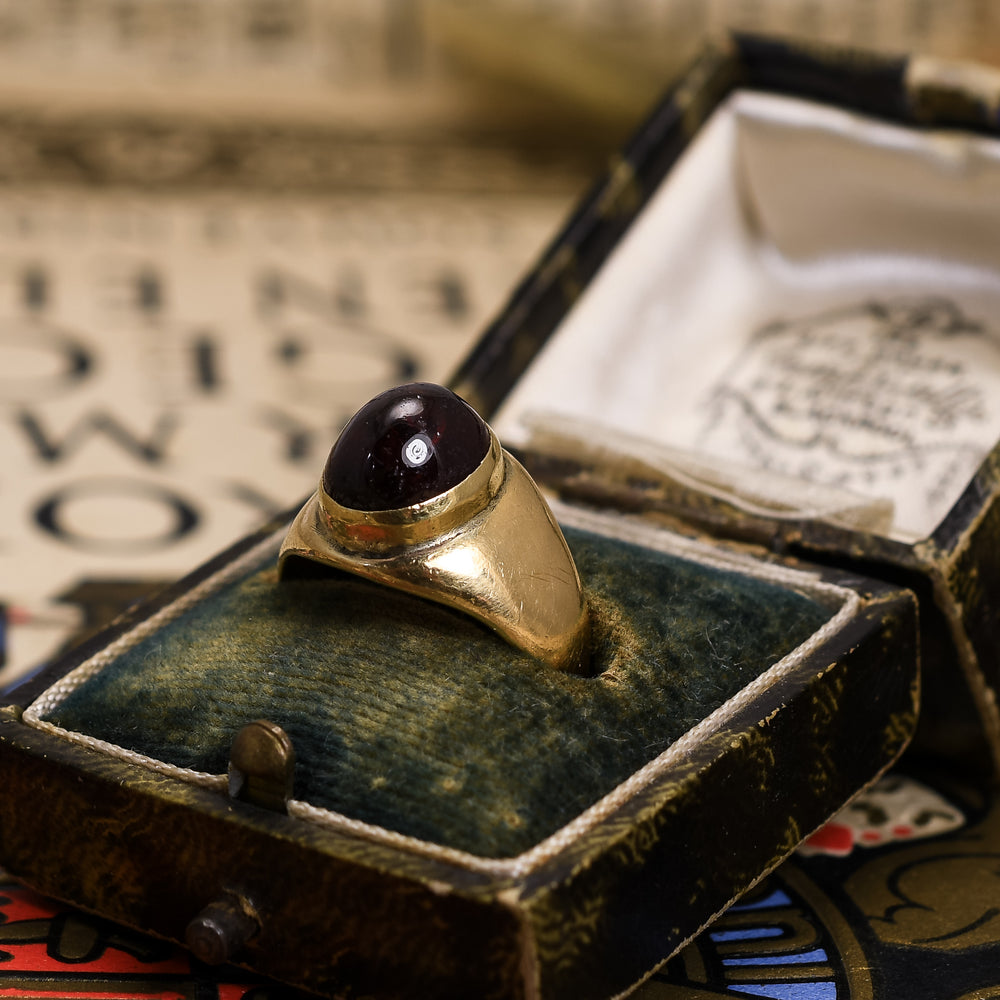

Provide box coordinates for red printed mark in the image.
[802,822,855,856]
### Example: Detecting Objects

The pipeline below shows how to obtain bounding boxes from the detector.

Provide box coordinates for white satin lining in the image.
[494,91,1000,542]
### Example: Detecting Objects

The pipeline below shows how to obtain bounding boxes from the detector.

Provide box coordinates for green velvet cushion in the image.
[42,527,831,858]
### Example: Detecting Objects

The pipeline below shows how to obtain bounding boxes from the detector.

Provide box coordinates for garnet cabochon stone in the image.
[322,383,492,511]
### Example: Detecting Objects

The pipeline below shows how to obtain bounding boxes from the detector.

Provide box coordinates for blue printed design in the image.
[723,948,829,966]
[730,983,837,1000]
[710,927,785,943]
[729,889,793,911]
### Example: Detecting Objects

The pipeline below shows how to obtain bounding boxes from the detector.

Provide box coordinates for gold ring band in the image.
[277,384,590,675]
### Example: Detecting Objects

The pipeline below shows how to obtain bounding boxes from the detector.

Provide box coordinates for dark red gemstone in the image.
[322,383,491,510]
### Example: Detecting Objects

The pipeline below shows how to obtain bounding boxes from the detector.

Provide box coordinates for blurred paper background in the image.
[2,0,1000,686]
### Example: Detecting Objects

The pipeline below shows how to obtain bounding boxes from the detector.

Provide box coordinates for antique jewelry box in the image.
[0,501,915,1000]
[5,32,998,1000]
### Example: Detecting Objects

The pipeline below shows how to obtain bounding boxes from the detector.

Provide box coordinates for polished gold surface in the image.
[278,428,591,675]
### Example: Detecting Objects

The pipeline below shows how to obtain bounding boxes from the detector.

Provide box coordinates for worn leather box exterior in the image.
[454,34,1000,774]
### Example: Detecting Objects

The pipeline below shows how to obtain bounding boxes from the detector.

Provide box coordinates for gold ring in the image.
[278,382,591,675]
